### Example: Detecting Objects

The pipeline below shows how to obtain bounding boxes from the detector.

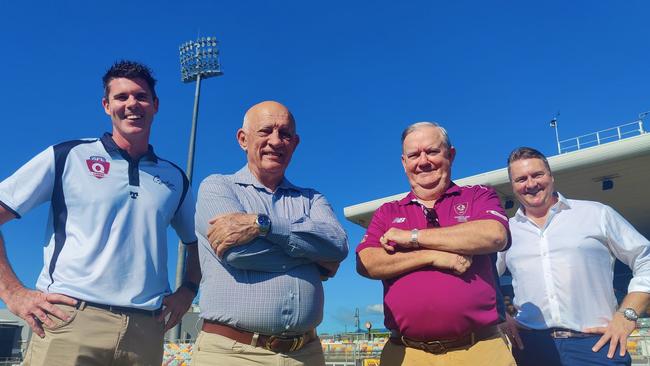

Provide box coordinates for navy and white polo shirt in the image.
[0,133,197,310]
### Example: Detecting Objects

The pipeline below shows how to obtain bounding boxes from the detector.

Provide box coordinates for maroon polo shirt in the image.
[356,183,510,340]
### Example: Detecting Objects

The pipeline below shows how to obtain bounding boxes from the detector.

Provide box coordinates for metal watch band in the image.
[410,229,419,248]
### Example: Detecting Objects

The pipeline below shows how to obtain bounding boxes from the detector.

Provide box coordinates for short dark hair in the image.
[102,60,157,100]
[507,146,552,178]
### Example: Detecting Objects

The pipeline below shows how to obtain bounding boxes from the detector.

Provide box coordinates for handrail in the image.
[558,120,645,154]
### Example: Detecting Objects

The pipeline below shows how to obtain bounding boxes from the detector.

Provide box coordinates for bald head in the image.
[237,100,300,191]
[243,101,295,131]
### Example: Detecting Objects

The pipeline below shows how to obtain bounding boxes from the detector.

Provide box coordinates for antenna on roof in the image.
[550,111,561,154]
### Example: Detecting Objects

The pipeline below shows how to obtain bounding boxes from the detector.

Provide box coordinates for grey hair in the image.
[401,122,453,150]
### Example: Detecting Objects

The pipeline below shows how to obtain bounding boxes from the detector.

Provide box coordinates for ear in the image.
[102,97,110,116]
[237,129,248,151]
[292,134,300,151]
[401,153,407,172]
[448,146,457,163]
[153,97,159,114]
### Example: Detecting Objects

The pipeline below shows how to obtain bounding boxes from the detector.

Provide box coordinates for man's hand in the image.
[5,286,77,338]
[499,313,524,350]
[379,228,413,251]
[157,287,195,332]
[430,251,473,275]
[208,213,259,257]
[584,312,636,358]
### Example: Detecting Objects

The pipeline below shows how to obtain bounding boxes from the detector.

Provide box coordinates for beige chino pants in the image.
[379,332,517,366]
[191,331,326,366]
[22,302,164,366]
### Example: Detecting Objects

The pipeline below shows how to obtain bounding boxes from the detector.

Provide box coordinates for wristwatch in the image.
[256,214,271,237]
[410,229,419,248]
[617,307,639,322]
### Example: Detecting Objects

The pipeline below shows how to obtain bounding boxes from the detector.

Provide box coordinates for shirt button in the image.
[282,265,286,269]
[285,325,290,330]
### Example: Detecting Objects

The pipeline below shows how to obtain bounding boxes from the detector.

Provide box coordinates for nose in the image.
[126,95,139,108]
[268,130,282,147]
[417,151,429,166]
[524,176,537,188]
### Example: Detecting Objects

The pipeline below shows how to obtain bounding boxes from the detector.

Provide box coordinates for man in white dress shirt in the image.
[497,146,650,366]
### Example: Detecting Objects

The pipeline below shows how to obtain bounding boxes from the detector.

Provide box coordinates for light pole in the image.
[171,36,223,341]
[549,112,561,154]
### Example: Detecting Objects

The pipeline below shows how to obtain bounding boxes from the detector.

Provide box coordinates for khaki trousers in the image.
[23,303,164,366]
[380,332,517,366]
[191,331,326,366]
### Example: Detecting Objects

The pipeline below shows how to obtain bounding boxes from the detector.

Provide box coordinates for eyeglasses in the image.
[422,206,440,227]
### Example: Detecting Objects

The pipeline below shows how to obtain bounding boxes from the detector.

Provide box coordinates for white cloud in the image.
[366,304,383,314]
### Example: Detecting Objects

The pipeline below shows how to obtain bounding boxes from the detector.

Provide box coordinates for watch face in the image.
[624,308,638,321]
[258,214,270,227]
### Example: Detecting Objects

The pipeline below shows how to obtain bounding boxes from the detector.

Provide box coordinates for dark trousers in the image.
[513,329,631,366]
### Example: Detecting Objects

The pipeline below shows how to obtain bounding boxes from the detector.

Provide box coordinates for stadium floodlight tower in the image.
[172,36,223,341]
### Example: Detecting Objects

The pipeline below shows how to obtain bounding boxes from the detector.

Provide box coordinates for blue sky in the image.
[1,1,649,333]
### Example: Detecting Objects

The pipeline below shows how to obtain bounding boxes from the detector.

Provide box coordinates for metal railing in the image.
[558,120,646,154]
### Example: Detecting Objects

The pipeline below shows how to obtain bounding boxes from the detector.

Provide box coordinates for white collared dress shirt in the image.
[497,193,650,331]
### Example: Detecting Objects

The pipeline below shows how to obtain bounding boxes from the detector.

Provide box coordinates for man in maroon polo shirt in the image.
[356,122,515,366]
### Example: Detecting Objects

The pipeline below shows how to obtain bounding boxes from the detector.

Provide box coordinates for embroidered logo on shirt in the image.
[453,202,470,222]
[86,156,110,179]
[392,217,406,223]
[130,191,139,199]
[454,203,468,216]
[486,210,508,221]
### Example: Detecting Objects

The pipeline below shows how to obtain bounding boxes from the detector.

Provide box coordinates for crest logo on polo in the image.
[454,202,470,222]
[454,202,468,216]
[86,156,110,179]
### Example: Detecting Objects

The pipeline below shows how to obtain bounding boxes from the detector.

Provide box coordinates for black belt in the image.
[520,327,594,339]
[390,325,500,354]
[76,300,162,317]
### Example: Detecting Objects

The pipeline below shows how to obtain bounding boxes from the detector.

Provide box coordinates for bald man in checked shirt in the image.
[192,101,348,366]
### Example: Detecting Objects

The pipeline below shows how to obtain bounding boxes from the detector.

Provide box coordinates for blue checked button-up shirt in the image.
[195,165,348,335]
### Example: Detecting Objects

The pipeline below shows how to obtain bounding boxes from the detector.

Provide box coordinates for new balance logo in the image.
[130,192,139,199]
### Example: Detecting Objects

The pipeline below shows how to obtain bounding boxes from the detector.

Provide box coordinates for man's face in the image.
[238,105,299,179]
[509,158,556,213]
[401,126,455,193]
[102,77,158,140]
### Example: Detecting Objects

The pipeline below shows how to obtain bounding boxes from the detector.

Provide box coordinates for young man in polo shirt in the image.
[0,60,201,366]
[356,122,515,366]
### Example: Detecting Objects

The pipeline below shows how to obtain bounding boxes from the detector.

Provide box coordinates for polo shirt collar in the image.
[233,165,300,192]
[100,132,158,163]
[397,182,461,206]
[514,191,570,221]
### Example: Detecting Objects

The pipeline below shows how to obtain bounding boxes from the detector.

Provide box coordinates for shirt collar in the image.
[514,192,570,221]
[233,165,300,192]
[397,182,461,206]
[100,132,158,163]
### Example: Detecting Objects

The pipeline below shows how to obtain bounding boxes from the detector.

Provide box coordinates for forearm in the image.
[357,247,454,280]
[618,292,650,317]
[183,244,201,285]
[267,215,348,262]
[417,219,507,255]
[0,233,24,302]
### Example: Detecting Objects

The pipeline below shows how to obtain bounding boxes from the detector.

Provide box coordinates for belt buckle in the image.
[265,335,305,353]
[551,330,571,339]
[423,340,446,354]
